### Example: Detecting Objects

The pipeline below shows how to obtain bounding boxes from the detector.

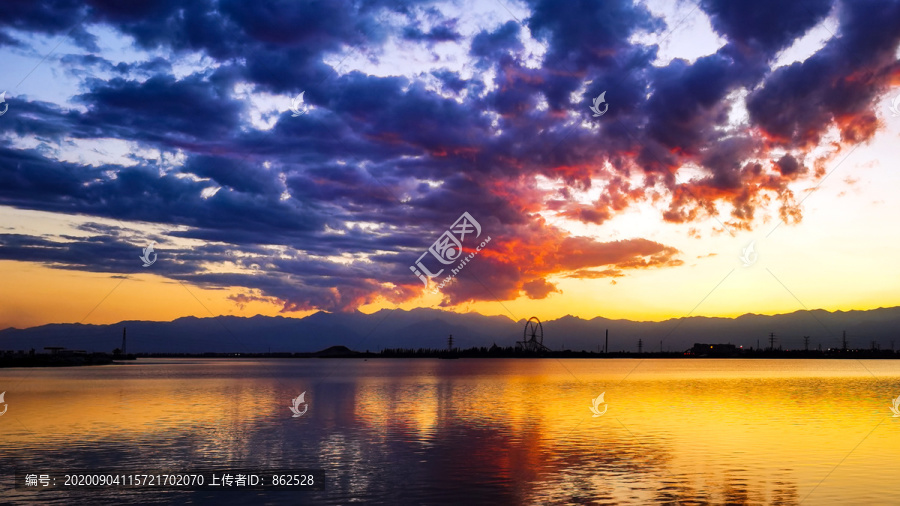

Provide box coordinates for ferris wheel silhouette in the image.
[517,317,550,352]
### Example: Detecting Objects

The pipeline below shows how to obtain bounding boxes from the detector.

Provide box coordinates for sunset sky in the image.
[1,0,899,330]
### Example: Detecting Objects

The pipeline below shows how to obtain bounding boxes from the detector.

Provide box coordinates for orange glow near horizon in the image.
[2,231,899,330]
[0,261,299,330]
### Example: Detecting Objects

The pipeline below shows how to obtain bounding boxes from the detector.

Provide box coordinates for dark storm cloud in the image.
[0,230,405,313]
[0,31,21,48]
[747,0,900,148]
[402,24,462,43]
[430,69,468,93]
[182,155,282,195]
[74,73,243,142]
[59,54,173,76]
[775,154,806,177]
[700,0,833,54]
[520,0,663,113]
[518,0,896,231]
[0,0,897,312]
[469,21,522,61]
[0,145,328,248]
[0,0,88,42]
[525,0,663,68]
[641,48,766,155]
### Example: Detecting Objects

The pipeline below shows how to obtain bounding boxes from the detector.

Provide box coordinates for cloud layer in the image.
[1,0,898,312]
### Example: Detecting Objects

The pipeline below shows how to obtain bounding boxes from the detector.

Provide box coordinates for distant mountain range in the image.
[1,307,899,354]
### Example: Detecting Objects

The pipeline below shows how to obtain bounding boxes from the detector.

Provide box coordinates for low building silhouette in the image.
[686,343,739,357]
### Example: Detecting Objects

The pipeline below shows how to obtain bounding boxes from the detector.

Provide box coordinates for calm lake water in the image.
[1,358,899,505]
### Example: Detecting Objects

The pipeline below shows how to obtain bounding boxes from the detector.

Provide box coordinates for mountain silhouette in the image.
[1,307,899,354]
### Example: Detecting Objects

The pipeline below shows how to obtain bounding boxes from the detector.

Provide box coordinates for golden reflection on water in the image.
[2,374,270,440]
[1,358,900,504]
[349,359,900,503]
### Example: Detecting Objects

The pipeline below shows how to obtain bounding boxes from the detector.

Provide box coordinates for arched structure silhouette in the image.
[517,317,550,352]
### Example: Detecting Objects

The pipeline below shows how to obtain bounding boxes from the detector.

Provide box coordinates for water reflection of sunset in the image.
[342,359,900,503]
[3,359,900,504]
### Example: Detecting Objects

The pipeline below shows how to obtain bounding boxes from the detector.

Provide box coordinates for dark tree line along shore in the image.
[131,344,900,359]
[4,343,899,367]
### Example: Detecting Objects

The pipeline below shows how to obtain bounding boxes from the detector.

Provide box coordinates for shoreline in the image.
[4,348,899,367]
